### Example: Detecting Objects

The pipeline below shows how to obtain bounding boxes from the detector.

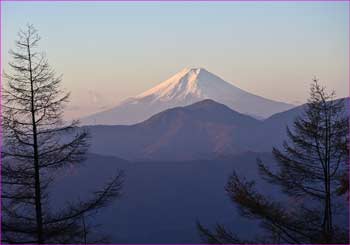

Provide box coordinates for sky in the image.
[2,1,349,118]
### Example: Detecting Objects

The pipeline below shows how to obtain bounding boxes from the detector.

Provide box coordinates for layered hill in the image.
[86,97,349,161]
[86,99,261,161]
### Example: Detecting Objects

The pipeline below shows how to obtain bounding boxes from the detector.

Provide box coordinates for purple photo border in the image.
[0,0,349,245]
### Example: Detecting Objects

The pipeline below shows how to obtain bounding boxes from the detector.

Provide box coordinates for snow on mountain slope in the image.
[135,68,203,101]
[81,68,294,125]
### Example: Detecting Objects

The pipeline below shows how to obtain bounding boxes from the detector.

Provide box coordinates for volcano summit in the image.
[82,68,293,125]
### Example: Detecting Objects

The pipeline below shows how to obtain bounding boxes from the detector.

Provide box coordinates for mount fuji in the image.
[82,68,294,125]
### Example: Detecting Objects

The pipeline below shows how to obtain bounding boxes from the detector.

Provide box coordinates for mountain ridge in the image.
[86,99,261,161]
[86,97,349,161]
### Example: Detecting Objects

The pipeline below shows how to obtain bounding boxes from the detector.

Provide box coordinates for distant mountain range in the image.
[86,100,260,161]
[81,68,294,125]
[56,97,349,243]
[85,98,349,161]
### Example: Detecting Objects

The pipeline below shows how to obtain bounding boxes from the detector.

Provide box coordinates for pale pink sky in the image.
[2,2,349,119]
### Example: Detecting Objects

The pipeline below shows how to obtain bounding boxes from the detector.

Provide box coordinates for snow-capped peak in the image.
[135,67,213,102]
[81,67,294,125]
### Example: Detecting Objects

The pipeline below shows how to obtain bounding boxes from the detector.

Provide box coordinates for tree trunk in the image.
[323,106,333,243]
[27,38,44,244]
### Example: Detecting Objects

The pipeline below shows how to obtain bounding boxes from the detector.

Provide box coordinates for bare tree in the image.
[198,80,349,244]
[2,24,124,244]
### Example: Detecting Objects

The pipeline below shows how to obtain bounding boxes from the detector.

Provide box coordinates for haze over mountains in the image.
[62,69,349,243]
[82,68,294,125]
[86,100,260,161]
[84,100,266,161]
[85,98,349,161]
[54,152,275,243]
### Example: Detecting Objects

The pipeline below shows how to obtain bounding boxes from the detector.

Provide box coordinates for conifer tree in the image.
[198,79,349,244]
[2,24,123,244]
